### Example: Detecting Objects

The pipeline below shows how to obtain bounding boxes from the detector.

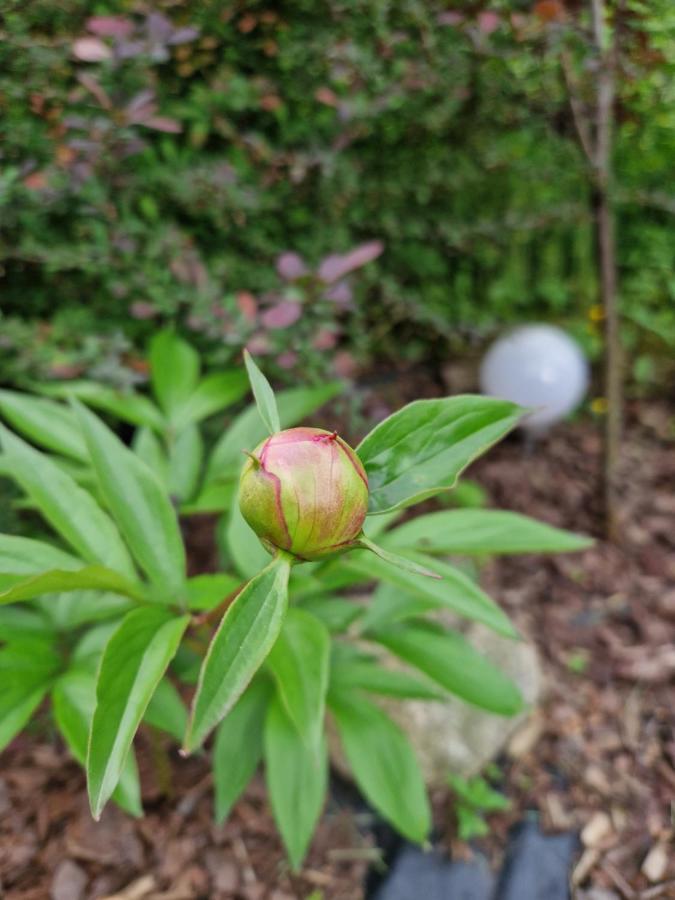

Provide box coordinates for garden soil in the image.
[1,390,674,900]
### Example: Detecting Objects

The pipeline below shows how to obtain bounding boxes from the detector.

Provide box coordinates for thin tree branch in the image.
[561,50,596,164]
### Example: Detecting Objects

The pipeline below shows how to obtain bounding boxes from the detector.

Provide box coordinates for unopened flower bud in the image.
[239,427,368,561]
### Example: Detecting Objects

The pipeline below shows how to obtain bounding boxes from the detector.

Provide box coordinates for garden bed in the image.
[1,397,673,899]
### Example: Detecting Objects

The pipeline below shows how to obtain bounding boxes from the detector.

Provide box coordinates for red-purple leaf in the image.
[276,252,308,282]
[167,27,201,45]
[72,37,113,62]
[317,240,384,283]
[144,117,182,133]
[324,280,353,309]
[86,16,134,38]
[477,11,500,34]
[261,301,302,330]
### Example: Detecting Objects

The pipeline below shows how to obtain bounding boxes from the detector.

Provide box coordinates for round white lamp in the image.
[480,325,589,433]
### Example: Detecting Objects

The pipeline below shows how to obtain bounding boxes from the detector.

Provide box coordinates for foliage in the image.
[1,2,674,389]
[448,772,510,841]
[0,333,592,866]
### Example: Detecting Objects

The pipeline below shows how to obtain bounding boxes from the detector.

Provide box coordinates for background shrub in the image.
[1,0,674,388]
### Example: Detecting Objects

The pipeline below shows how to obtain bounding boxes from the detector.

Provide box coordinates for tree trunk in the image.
[591,0,621,539]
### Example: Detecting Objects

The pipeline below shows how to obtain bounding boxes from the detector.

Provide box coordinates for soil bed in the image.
[1,394,673,899]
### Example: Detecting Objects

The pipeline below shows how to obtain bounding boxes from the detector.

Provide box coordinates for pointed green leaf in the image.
[185,573,240,611]
[348,550,517,638]
[73,402,186,594]
[266,609,329,750]
[0,636,61,750]
[150,331,200,419]
[132,427,169,486]
[0,427,135,576]
[144,677,188,742]
[356,534,441,579]
[87,607,189,818]
[185,554,291,752]
[0,534,83,575]
[265,693,327,870]
[385,509,593,555]
[0,566,144,605]
[243,350,280,434]
[329,689,430,843]
[168,423,203,502]
[175,370,249,429]
[357,396,522,514]
[53,670,142,816]
[213,678,271,823]
[35,380,165,431]
[330,654,446,701]
[371,621,524,715]
[296,595,363,634]
[0,390,86,460]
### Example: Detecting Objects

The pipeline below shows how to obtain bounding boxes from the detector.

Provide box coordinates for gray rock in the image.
[331,621,543,786]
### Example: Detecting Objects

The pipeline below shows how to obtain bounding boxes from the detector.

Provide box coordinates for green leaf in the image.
[243,350,280,434]
[264,693,327,870]
[87,607,189,818]
[132,427,169,486]
[175,370,249,429]
[359,582,437,633]
[330,654,446,701]
[0,427,135,576]
[185,573,240,611]
[168,423,203,502]
[221,500,270,580]
[266,609,329,750]
[356,534,441,579]
[73,402,186,595]
[185,554,291,752]
[385,509,593,555]
[0,683,50,751]
[36,380,165,431]
[371,621,524,716]
[329,690,430,843]
[53,670,142,816]
[0,390,86,460]
[213,678,271,823]
[205,383,342,483]
[181,480,236,514]
[150,331,200,420]
[0,606,54,642]
[348,550,517,638]
[357,396,522,514]
[363,510,403,539]
[0,533,83,575]
[36,591,132,630]
[144,677,188,742]
[0,566,144,605]
[296,595,363,633]
[447,774,510,812]
[0,637,61,751]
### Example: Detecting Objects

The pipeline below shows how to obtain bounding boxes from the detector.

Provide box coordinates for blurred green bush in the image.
[1,0,674,388]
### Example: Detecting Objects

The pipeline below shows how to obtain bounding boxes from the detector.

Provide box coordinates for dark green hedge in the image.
[1,1,674,388]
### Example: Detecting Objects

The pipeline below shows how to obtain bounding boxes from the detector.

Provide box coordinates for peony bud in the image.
[239,427,368,561]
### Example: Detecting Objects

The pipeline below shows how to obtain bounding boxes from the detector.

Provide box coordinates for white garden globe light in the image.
[480,325,589,433]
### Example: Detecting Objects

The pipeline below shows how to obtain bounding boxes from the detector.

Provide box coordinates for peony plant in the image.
[0,335,591,868]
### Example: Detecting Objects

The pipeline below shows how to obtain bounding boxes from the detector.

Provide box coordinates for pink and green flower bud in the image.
[239,427,369,561]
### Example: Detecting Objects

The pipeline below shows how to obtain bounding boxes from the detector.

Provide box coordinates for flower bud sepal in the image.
[353,533,441,579]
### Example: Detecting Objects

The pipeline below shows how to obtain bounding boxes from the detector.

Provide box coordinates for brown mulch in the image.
[468,398,675,899]
[0,737,374,900]
[1,387,674,899]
